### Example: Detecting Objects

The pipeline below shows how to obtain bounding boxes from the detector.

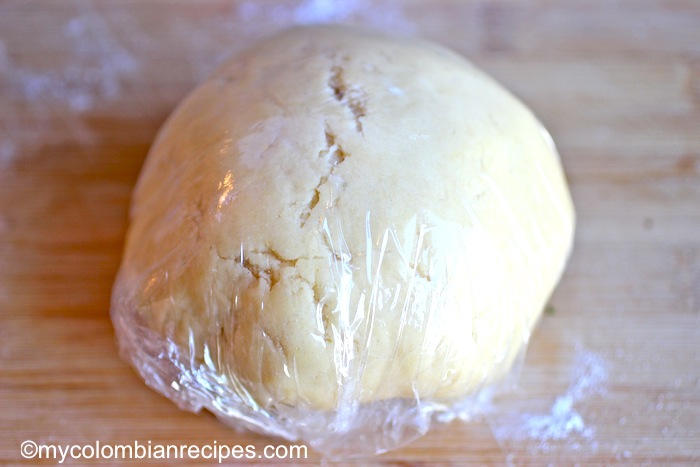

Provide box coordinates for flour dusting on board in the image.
[1,19,136,112]
[0,4,139,166]
[490,349,608,451]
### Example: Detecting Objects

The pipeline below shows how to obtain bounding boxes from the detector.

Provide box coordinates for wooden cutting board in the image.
[1,1,699,464]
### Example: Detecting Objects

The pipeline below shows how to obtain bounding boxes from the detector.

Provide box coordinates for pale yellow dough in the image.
[117,25,575,411]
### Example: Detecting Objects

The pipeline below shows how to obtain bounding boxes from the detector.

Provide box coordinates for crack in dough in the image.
[298,126,349,227]
[328,61,367,133]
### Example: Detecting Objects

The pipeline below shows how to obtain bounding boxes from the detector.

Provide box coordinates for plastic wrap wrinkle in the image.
[115,207,541,457]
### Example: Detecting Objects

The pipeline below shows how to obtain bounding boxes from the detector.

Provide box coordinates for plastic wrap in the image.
[110,25,575,458]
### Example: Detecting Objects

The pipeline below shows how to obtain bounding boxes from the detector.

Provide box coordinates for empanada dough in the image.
[113,26,575,413]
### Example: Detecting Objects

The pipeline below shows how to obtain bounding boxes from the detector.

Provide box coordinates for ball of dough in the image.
[112,24,574,441]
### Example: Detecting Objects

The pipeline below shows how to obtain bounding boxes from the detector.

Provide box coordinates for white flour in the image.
[0,3,140,167]
[490,349,608,451]
[521,394,590,441]
[1,8,138,113]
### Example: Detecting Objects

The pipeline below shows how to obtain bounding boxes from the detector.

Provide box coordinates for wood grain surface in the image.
[1,1,699,465]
